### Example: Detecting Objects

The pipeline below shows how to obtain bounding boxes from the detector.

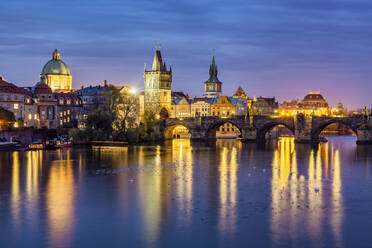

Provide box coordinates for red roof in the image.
[35,83,52,94]
[0,78,32,96]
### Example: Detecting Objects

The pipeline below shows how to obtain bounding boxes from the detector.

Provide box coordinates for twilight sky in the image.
[1,0,372,109]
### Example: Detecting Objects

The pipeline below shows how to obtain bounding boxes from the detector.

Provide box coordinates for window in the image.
[67,109,70,115]
[34,114,37,119]
[28,114,32,120]
[14,103,18,109]
[60,112,63,117]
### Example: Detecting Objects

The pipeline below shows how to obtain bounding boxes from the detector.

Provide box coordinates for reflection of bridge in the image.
[158,115,372,144]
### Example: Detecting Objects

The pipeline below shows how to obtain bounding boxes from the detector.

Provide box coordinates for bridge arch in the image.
[205,119,243,139]
[164,124,191,139]
[311,118,358,141]
[256,121,295,142]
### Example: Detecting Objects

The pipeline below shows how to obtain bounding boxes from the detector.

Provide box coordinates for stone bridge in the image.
[158,114,372,144]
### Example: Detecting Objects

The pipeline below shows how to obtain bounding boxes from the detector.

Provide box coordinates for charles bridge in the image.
[158,114,372,144]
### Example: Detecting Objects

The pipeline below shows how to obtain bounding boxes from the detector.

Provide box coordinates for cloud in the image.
[0,0,371,108]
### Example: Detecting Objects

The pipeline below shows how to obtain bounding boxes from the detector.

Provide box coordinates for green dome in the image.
[41,49,71,76]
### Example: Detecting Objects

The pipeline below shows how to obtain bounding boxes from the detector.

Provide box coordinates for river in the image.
[0,137,371,247]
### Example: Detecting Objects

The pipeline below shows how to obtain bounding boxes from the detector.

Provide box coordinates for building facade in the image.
[252,97,278,115]
[191,97,212,117]
[171,96,192,118]
[279,92,330,117]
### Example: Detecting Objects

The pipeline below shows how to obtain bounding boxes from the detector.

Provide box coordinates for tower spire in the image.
[208,56,219,82]
[152,49,163,71]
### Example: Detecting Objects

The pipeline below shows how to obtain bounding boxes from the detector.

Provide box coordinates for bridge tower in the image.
[144,48,172,117]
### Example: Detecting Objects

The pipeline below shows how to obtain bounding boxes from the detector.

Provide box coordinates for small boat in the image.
[55,138,72,148]
[44,140,59,150]
[27,141,44,150]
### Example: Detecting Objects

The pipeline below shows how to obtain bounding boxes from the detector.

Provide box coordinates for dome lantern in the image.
[52,49,61,60]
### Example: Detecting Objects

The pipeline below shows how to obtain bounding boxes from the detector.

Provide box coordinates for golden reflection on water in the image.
[218,140,238,234]
[47,150,75,247]
[11,152,20,228]
[172,139,193,223]
[26,151,42,222]
[139,145,162,245]
[271,137,344,246]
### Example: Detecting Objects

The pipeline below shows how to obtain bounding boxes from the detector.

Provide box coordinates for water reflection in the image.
[11,152,20,229]
[139,145,162,246]
[270,137,344,247]
[0,137,369,247]
[218,143,238,234]
[46,150,75,247]
[172,139,193,223]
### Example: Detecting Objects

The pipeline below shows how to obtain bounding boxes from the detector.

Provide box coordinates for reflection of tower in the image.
[203,56,222,98]
[143,49,172,116]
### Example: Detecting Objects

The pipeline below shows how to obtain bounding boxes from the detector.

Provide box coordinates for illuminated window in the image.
[28,114,32,120]
[60,112,63,117]
[60,120,63,125]
[14,103,18,109]
[34,114,37,119]
[67,109,70,115]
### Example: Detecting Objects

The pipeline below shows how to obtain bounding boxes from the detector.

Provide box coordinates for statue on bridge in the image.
[245,105,253,127]
[364,106,370,122]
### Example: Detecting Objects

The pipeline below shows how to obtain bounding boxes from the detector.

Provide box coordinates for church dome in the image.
[41,49,71,76]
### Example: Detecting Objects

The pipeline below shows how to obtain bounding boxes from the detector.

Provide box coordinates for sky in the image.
[0,0,372,109]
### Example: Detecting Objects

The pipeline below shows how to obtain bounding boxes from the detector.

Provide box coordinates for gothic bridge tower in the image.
[144,49,172,118]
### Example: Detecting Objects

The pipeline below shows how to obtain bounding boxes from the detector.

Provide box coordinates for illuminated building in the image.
[143,49,172,118]
[331,102,348,116]
[280,92,330,117]
[203,56,222,98]
[233,86,247,98]
[211,96,241,117]
[41,49,72,92]
[32,76,82,128]
[170,96,192,118]
[191,97,212,117]
[0,75,35,126]
[75,83,107,118]
[252,96,278,115]
[216,122,241,138]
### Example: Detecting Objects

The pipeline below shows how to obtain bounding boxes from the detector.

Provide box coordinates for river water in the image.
[0,137,371,247]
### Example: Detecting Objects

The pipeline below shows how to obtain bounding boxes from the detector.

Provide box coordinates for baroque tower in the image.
[143,49,172,118]
[203,56,222,98]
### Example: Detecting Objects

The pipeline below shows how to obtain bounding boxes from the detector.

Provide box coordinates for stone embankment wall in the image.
[0,128,58,145]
